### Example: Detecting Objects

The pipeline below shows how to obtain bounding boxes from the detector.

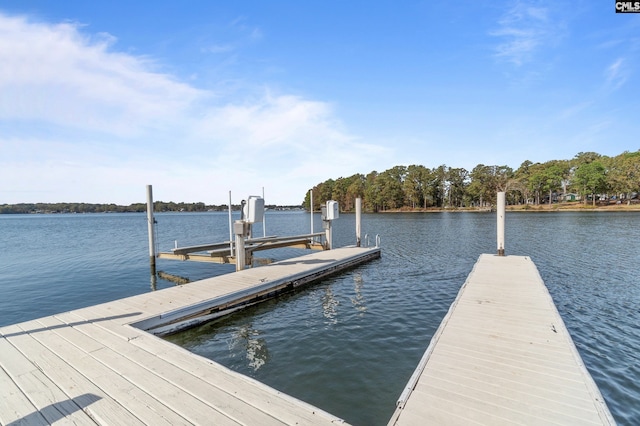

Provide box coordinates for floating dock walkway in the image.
[1,251,615,425]
[389,254,615,425]
[0,246,379,425]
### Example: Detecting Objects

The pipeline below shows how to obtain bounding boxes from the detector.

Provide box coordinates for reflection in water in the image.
[322,287,339,325]
[350,273,367,315]
[228,323,270,371]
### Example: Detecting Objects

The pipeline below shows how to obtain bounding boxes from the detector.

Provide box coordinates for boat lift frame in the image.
[157,232,327,265]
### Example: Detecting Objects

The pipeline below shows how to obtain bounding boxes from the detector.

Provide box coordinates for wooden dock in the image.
[389,254,615,426]
[1,249,616,425]
[0,246,379,425]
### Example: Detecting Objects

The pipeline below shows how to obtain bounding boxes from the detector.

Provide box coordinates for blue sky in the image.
[1,1,638,205]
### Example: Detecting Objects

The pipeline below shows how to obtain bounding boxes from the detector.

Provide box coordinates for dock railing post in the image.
[146,185,157,275]
[310,189,314,237]
[228,191,234,257]
[321,206,331,249]
[234,220,247,271]
[497,191,506,256]
[355,197,362,247]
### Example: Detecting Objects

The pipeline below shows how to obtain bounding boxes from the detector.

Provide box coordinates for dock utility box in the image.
[244,196,265,223]
[326,200,339,220]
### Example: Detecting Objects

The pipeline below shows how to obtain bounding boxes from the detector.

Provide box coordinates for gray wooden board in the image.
[0,341,49,426]
[0,322,145,425]
[43,312,285,426]
[389,254,615,426]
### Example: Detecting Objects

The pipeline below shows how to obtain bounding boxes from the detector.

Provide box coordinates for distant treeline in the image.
[0,202,301,214]
[304,150,640,212]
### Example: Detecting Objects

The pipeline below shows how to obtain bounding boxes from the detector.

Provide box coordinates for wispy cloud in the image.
[557,101,594,120]
[0,12,390,204]
[0,14,206,137]
[604,57,629,92]
[229,15,263,42]
[202,44,235,54]
[490,1,561,67]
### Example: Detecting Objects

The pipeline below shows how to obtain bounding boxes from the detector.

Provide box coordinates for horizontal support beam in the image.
[162,233,327,263]
[158,252,233,264]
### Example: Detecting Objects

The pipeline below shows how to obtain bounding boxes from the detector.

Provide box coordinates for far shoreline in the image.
[376,203,640,213]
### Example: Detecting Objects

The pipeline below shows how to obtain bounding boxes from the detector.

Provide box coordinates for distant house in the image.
[563,193,579,202]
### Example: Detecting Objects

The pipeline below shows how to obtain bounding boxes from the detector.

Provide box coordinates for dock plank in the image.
[66,308,346,425]
[127,330,344,425]
[1,323,146,425]
[0,246,378,425]
[0,345,48,426]
[46,312,285,426]
[390,254,615,426]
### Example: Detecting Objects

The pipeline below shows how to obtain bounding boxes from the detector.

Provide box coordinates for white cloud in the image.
[490,1,561,67]
[0,14,206,137]
[604,57,628,92]
[203,44,235,54]
[0,12,392,205]
[557,101,594,120]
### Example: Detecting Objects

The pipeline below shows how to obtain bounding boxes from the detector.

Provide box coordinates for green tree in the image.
[377,166,406,210]
[467,165,513,207]
[573,161,608,206]
[448,168,468,207]
[403,165,429,208]
[532,160,569,205]
[514,160,534,204]
[363,171,381,212]
[345,174,366,211]
[607,151,640,202]
[431,165,448,208]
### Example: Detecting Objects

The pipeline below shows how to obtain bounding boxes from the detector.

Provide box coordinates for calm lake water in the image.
[1,211,638,425]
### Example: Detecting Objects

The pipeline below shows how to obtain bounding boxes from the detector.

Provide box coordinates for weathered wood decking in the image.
[389,254,615,426]
[0,246,379,425]
[1,249,615,425]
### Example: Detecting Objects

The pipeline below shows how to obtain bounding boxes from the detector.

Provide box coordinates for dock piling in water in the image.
[356,197,362,247]
[497,191,505,256]
[146,184,157,275]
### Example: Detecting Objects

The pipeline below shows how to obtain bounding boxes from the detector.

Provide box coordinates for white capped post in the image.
[146,185,156,275]
[356,197,362,247]
[310,189,314,235]
[234,220,247,271]
[262,187,267,238]
[497,191,506,256]
[228,191,234,257]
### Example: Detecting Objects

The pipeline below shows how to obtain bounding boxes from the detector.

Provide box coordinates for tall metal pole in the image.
[497,191,506,256]
[228,191,234,257]
[310,189,314,235]
[355,197,362,247]
[262,186,266,238]
[146,185,157,275]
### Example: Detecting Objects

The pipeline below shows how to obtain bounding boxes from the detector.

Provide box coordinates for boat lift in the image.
[157,233,326,265]
[157,195,342,271]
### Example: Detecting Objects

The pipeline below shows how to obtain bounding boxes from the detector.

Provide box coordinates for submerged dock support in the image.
[146,184,157,275]
[497,191,505,256]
